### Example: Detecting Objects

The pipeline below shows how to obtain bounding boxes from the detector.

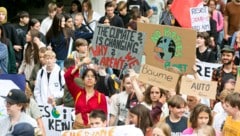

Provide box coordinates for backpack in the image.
[40,69,64,90]
[104,74,121,96]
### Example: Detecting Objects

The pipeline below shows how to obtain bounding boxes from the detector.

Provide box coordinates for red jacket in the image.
[64,66,108,125]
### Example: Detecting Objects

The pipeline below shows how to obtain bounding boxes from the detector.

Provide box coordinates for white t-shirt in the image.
[110,91,129,122]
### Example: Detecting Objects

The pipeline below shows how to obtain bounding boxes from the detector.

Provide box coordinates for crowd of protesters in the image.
[0,0,240,136]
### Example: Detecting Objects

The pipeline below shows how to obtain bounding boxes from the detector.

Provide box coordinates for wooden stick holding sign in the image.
[180,76,217,100]
[138,64,180,92]
[234,67,240,92]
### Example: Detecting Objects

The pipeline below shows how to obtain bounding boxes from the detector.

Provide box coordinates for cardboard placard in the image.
[138,23,196,74]
[90,24,145,73]
[138,64,180,91]
[196,61,222,81]
[61,125,143,136]
[180,76,217,99]
[190,6,210,32]
[234,67,240,92]
[39,105,74,136]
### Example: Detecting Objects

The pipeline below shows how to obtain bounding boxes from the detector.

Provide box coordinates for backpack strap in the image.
[40,69,44,78]
[75,91,82,105]
[75,91,101,105]
[58,70,64,90]
[104,75,111,96]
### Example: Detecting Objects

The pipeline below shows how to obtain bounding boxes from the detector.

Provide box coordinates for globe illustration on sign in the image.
[154,36,176,62]
[51,107,60,118]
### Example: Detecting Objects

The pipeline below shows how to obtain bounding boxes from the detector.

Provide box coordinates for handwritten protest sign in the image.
[39,105,74,136]
[90,24,145,73]
[138,23,196,73]
[180,76,217,99]
[61,125,144,136]
[196,61,222,81]
[235,67,240,92]
[138,64,180,91]
[190,6,210,32]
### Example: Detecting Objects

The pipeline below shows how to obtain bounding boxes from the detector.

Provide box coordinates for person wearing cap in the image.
[5,122,35,136]
[212,46,237,97]
[0,89,37,135]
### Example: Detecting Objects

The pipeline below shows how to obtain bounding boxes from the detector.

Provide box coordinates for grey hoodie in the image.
[0,42,8,74]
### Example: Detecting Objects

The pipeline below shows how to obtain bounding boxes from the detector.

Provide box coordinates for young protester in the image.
[28,47,47,91]
[0,40,8,74]
[64,57,107,129]
[40,3,57,35]
[63,13,74,30]
[89,110,107,128]
[165,95,188,136]
[127,0,153,18]
[28,18,46,44]
[34,50,65,105]
[141,85,163,124]
[82,0,101,32]
[18,29,45,81]
[0,24,16,74]
[0,89,37,135]
[6,122,35,136]
[129,104,153,136]
[71,38,89,62]
[117,1,131,28]
[70,0,82,21]
[25,83,46,136]
[222,92,240,135]
[109,72,143,126]
[182,104,218,136]
[152,122,171,136]
[185,95,201,117]
[212,46,237,97]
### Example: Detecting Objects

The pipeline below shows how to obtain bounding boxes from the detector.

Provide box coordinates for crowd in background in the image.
[0,0,240,136]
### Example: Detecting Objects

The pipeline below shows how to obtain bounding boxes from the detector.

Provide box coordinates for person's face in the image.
[129,112,139,127]
[221,52,234,65]
[150,87,161,103]
[71,3,78,12]
[223,102,237,116]
[83,3,88,12]
[197,112,210,128]
[119,8,127,16]
[32,22,40,31]
[187,96,199,111]
[196,37,205,47]
[76,45,88,53]
[20,17,30,25]
[26,31,32,42]
[152,128,166,136]
[74,15,83,27]
[89,117,106,128]
[48,11,57,19]
[5,101,22,116]
[61,17,65,28]
[0,12,6,23]
[57,6,64,14]
[39,52,45,65]
[123,77,133,93]
[83,70,96,87]
[65,18,73,28]
[224,79,236,91]
[103,18,110,26]
[106,7,114,18]
[169,104,186,118]
[208,0,216,10]
[45,56,56,67]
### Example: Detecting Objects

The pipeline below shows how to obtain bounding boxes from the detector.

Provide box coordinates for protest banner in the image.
[170,0,203,28]
[138,64,180,91]
[235,67,240,92]
[61,125,144,136]
[0,74,25,120]
[180,76,217,99]
[190,6,210,32]
[138,23,196,73]
[39,105,74,136]
[196,61,222,81]
[90,24,145,73]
